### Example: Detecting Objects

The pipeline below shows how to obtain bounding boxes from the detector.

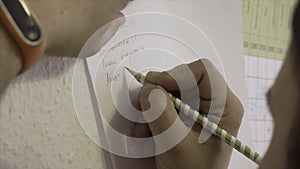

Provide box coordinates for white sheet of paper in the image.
[81,0,257,168]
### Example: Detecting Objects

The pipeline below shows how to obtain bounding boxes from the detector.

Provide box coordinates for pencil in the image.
[125,67,261,165]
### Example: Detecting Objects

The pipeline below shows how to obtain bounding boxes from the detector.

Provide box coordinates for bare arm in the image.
[27,0,128,57]
[0,0,130,95]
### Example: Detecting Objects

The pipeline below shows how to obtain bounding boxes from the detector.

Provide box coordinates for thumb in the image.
[139,83,185,136]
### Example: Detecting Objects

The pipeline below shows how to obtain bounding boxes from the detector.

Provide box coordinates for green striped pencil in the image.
[125,67,261,165]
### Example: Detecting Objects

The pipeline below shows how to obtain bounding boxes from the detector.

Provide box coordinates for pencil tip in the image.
[124,67,135,76]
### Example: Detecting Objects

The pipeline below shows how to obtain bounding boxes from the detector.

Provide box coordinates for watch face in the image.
[3,0,41,42]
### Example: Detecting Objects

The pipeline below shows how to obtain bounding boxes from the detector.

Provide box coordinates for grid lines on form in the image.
[245,55,283,156]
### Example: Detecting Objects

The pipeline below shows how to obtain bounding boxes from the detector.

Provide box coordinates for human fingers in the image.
[139,83,187,136]
[145,59,243,134]
[147,59,226,100]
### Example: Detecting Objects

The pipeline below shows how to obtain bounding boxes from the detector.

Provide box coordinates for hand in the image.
[135,59,244,169]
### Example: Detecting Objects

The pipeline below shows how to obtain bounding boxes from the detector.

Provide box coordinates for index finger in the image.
[146,59,227,100]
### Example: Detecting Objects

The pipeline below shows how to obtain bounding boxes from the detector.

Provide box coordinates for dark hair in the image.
[287,1,300,168]
[291,0,300,55]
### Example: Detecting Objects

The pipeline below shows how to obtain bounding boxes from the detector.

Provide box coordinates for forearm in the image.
[26,0,127,57]
[0,0,129,95]
[0,52,21,95]
[0,22,22,95]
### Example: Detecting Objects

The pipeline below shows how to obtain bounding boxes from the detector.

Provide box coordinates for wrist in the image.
[24,0,126,57]
[0,0,47,73]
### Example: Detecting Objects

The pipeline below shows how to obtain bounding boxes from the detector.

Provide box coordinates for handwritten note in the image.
[99,35,144,86]
[82,1,255,168]
[84,12,228,142]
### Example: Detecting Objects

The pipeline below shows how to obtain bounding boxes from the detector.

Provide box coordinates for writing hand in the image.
[135,59,244,169]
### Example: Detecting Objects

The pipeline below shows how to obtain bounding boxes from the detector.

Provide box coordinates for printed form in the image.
[243,0,297,156]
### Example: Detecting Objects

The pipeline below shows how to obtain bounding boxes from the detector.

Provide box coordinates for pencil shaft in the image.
[125,67,261,165]
[170,95,261,164]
